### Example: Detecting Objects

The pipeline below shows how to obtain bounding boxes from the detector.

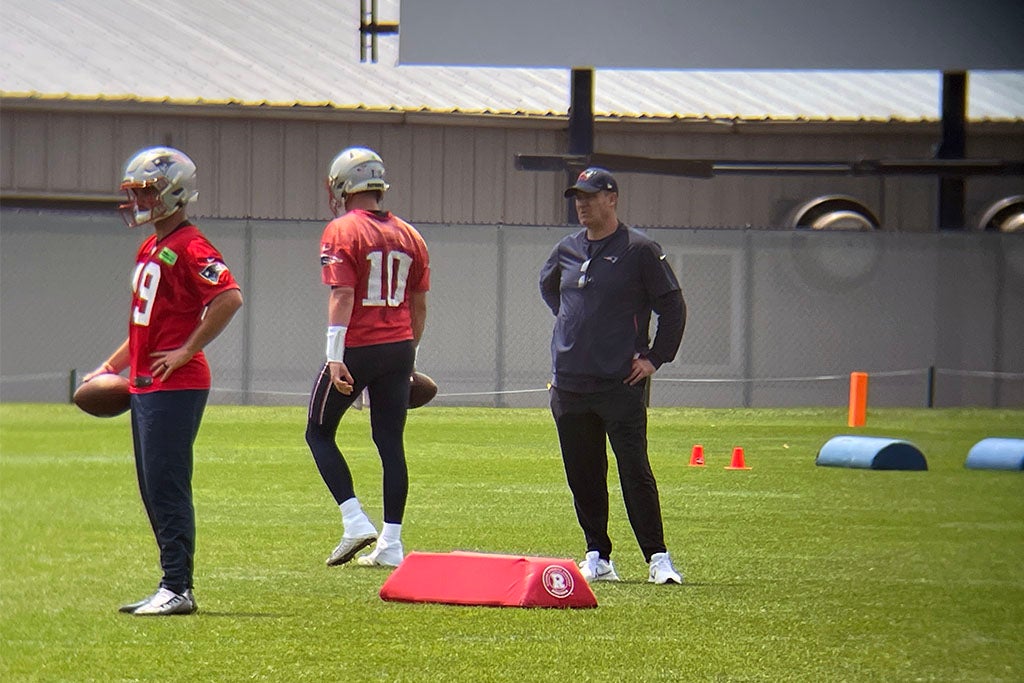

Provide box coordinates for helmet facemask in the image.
[118,147,198,228]
[119,178,171,227]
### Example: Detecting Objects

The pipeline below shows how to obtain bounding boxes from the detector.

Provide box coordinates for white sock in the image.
[380,522,402,545]
[339,497,366,526]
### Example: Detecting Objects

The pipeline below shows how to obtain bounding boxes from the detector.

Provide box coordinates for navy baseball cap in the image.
[564,167,618,197]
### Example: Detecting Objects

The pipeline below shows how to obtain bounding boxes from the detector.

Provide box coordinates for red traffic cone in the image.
[688,444,705,467]
[725,446,751,470]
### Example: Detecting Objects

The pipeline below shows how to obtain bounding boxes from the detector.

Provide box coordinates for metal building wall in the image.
[1,102,1021,230]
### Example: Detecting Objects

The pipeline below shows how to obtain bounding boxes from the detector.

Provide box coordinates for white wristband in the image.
[326,325,347,363]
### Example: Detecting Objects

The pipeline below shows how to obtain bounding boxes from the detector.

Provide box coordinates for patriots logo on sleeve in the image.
[198,258,229,284]
[320,244,344,267]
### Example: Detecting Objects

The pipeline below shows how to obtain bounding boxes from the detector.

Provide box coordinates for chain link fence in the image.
[2,209,1022,409]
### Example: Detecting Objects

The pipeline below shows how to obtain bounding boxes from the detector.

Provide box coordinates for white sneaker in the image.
[648,552,684,585]
[578,550,620,582]
[132,587,197,616]
[356,539,404,567]
[119,591,158,614]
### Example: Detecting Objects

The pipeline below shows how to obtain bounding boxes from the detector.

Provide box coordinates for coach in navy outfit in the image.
[540,167,687,585]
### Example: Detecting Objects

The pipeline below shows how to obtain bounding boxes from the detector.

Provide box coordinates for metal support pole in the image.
[241,221,254,405]
[566,67,594,224]
[494,226,507,408]
[926,365,936,408]
[359,0,398,63]
[937,71,967,230]
[741,231,754,408]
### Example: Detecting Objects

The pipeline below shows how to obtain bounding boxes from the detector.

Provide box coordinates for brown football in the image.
[73,373,131,417]
[409,371,438,409]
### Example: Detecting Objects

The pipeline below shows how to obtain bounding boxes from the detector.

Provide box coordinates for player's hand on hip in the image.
[625,357,656,385]
[329,361,355,395]
[149,348,193,381]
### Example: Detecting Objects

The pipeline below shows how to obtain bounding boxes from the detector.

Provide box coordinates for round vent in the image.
[788,195,880,231]
[976,196,1024,232]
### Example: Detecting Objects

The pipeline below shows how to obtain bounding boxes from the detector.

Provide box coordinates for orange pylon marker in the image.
[689,444,705,467]
[848,371,868,427]
[725,446,751,470]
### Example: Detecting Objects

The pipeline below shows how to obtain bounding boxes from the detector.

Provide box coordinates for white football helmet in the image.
[326,147,389,216]
[119,147,199,228]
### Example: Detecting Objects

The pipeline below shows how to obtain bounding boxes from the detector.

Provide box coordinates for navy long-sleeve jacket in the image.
[540,223,686,393]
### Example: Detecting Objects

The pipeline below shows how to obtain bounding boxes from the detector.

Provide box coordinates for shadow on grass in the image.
[195,612,287,618]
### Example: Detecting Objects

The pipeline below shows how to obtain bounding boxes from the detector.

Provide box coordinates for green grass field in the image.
[1,404,1022,682]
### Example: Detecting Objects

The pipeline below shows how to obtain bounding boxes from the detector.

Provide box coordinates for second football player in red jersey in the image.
[306,147,430,568]
[82,147,243,615]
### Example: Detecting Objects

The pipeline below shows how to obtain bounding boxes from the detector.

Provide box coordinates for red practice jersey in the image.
[129,223,240,393]
[319,209,430,347]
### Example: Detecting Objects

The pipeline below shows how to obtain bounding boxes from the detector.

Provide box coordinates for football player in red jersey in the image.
[82,147,243,615]
[306,147,430,568]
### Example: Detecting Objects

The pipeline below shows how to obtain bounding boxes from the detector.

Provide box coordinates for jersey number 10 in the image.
[363,250,412,307]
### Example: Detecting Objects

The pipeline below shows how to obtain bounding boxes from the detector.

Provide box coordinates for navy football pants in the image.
[130,389,208,594]
[306,340,415,524]
[550,382,667,563]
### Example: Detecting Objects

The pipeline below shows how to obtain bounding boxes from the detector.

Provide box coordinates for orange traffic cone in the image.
[688,444,705,467]
[725,446,751,470]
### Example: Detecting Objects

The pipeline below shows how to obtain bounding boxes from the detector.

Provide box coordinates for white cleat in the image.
[648,552,684,585]
[578,550,620,582]
[356,539,404,567]
[327,532,378,566]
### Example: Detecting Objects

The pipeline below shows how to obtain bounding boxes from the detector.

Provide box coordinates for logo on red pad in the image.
[541,565,574,599]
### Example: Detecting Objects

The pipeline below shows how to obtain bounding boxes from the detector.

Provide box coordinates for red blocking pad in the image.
[379,551,597,608]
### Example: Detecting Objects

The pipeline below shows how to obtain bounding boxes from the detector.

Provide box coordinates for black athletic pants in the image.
[306,340,415,524]
[130,389,208,594]
[550,382,667,563]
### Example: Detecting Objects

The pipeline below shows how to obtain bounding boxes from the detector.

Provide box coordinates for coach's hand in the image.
[625,357,656,386]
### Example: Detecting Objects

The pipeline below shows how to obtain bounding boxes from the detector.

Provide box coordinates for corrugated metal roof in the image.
[2,0,1023,122]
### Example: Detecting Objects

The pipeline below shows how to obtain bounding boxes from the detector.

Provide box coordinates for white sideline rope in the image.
[0,372,69,383]
[654,368,929,384]
[209,388,307,398]
[435,388,549,398]
[861,368,933,378]
[655,374,848,384]
[207,388,553,402]
[3,368,1021,400]
[936,369,1024,380]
